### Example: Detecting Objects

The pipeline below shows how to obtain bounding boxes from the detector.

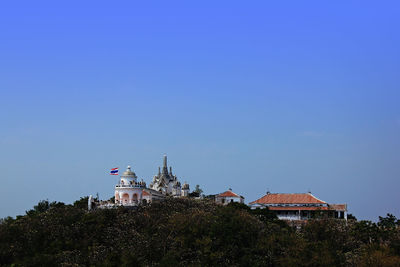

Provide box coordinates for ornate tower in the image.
[149,155,186,196]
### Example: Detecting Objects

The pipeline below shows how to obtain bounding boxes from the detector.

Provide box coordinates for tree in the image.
[378,213,398,230]
[73,196,89,209]
[3,196,400,266]
[189,185,203,198]
[347,213,357,221]
[25,200,65,216]
[193,184,203,194]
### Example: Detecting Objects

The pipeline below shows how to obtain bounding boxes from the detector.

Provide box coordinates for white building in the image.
[249,192,347,221]
[114,166,147,205]
[90,155,190,210]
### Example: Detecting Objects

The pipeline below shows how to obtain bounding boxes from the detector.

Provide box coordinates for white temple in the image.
[149,155,190,197]
[114,166,152,205]
[90,155,190,209]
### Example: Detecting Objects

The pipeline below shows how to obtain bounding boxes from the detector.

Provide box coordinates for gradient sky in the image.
[0,1,399,220]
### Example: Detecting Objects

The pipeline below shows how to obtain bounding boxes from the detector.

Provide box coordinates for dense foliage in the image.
[1,198,400,266]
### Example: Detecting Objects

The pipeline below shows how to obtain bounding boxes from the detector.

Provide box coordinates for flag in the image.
[110,167,119,175]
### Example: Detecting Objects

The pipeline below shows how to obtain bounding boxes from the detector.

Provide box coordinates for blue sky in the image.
[0,1,399,220]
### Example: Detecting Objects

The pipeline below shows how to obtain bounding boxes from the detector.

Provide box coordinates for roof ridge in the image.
[269,193,327,201]
[218,190,240,197]
[308,193,327,204]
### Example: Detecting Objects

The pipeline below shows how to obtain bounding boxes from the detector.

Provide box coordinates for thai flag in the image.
[110,167,119,175]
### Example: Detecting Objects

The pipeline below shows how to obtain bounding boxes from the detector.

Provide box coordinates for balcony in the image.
[115,184,145,189]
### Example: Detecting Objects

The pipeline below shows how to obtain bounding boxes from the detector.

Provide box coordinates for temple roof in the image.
[249,193,327,205]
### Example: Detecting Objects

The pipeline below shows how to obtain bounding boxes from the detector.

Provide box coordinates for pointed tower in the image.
[162,154,168,175]
[149,154,187,197]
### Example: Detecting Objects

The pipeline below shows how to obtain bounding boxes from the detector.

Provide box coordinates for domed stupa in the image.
[115,165,146,205]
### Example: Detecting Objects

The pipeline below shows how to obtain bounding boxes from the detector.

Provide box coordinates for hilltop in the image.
[1,197,400,266]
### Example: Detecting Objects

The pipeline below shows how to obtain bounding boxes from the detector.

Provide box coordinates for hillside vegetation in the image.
[1,198,400,266]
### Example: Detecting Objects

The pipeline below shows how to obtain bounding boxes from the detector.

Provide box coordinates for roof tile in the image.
[328,204,347,211]
[250,193,327,205]
[217,190,240,198]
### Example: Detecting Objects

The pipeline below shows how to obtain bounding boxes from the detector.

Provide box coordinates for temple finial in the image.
[162,154,168,174]
[163,154,167,168]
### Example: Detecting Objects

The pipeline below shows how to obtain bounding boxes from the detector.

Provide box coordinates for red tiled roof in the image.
[142,191,150,196]
[249,193,326,205]
[217,190,240,198]
[268,206,329,211]
[328,204,347,211]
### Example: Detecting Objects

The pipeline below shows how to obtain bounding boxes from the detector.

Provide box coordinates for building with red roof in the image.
[215,188,244,205]
[249,192,347,221]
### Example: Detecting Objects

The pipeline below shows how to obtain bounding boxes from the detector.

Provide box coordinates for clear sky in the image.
[0,1,399,220]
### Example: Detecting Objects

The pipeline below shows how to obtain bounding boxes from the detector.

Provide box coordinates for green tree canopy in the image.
[1,198,400,266]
